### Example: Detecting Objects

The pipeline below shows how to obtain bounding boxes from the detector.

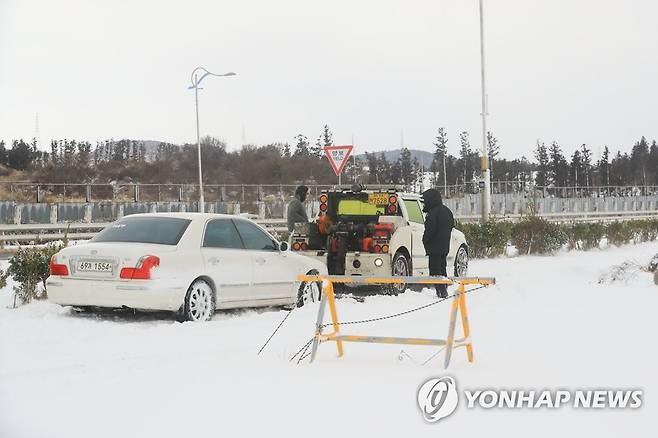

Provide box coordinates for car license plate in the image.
[368,193,389,205]
[76,261,113,273]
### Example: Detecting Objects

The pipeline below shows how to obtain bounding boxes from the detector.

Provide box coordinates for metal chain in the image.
[257,308,294,355]
[273,284,489,365]
[296,340,313,365]
[321,285,487,329]
[299,350,312,363]
[289,337,314,363]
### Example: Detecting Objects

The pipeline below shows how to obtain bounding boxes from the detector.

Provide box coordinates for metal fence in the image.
[435,181,658,198]
[2,181,658,203]
[0,182,334,205]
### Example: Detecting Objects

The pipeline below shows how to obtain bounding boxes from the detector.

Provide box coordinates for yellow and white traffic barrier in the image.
[296,274,495,369]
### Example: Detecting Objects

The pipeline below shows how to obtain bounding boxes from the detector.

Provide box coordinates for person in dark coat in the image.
[421,188,454,298]
[287,185,309,232]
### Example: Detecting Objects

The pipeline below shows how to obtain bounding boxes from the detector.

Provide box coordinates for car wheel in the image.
[454,245,468,277]
[390,252,410,294]
[180,279,216,322]
[296,270,322,307]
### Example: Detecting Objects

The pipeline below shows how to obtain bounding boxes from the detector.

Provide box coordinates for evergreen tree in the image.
[598,146,611,186]
[293,134,310,157]
[139,142,147,162]
[458,131,473,184]
[0,140,8,166]
[282,143,291,158]
[364,152,380,184]
[610,151,631,185]
[50,140,59,166]
[486,131,500,179]
[77,141,92,168]
[570,150,583,187]
[649,141,658,185]
[312,125,332,158]
[398,148,414,186]
[548,141,568,188]
[8,139,32,170]
[630,136,650,185]
[534,141,549,186]
[580,144,592,188]
[432,127,448,189]
[378,153,391,183]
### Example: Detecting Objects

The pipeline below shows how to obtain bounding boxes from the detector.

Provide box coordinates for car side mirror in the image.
[279,241,289,252]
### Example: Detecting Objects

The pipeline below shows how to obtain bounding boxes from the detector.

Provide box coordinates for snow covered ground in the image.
[1,243,657,437]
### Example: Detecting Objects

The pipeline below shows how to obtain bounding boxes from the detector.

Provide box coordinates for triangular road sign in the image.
[323,145,353,176]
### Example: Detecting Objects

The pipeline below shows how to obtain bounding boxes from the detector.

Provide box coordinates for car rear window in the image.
[93,217,191,245]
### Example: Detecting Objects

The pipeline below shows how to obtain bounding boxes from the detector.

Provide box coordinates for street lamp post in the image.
[188,67,236,213]
[478,0,491,222]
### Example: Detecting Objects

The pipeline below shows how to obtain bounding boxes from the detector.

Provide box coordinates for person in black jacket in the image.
[421,188,454,298]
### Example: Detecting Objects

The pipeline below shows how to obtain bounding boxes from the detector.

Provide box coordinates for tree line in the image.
[0,126,656,189]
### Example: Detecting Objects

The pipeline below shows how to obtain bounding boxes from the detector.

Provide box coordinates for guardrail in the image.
[2,181,658,203]
[2,209,658,244]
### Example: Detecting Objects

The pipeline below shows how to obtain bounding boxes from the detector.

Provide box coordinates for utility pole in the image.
[478,0,491,222]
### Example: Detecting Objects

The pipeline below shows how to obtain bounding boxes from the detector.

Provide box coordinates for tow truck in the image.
[290,185,469,292]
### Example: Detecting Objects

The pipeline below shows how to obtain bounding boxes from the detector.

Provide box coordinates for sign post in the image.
[323,145,353,185]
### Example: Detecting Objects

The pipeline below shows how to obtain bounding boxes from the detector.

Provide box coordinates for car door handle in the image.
[255,257,266,265]
[208,257,220,265]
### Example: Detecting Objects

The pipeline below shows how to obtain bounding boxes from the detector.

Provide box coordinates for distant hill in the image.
[355,149,435,166]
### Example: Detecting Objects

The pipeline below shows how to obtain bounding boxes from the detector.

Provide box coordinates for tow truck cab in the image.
[290,186,439,277]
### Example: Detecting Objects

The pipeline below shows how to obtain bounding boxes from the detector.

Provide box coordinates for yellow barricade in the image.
[296,274,495,369]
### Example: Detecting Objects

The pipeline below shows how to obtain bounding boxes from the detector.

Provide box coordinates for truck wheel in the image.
[454,245,468,277]
[390,252,410,294]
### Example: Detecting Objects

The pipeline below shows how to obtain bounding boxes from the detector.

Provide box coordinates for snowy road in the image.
[1,243,657,437]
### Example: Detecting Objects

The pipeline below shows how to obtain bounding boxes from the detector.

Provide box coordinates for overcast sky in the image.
[1,0,656,159]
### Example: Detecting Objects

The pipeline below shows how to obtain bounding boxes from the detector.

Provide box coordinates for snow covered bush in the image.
[0,243,64,307]
[566,222,606,250]
[510,216,568,255]
[456,219,511,258]
[634,219,658,242]
[597,260,644,284]
[605,221,634,246]
[604,220,658,246]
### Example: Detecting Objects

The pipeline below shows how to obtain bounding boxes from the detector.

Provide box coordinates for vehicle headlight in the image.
[374,258,384,267]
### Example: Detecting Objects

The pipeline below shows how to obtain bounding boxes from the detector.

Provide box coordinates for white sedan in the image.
[46,213,327,321]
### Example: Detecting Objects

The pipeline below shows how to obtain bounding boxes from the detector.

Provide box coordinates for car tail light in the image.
[319,193,328,213]
[381,244,389,253]
[387,204,397,214]
[120,255,160,280]
[388,195,397,204]
[319,194,327,203]
[300,242,309,251]
[319,203,328,212]
[373,244,382,253]
[292,242,301,251]
[49,255,69,276]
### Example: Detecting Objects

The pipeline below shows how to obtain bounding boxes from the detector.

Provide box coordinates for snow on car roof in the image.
[124,212,242,222]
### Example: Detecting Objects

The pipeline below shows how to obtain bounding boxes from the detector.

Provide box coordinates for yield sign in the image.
[323,145,353,176]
